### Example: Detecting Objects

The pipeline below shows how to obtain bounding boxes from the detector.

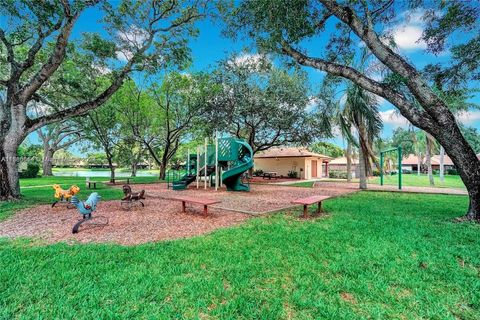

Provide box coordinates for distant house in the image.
[328,157,359,178]
[401,154,455,172]
[253,147,332,179]
[401,154,422,172]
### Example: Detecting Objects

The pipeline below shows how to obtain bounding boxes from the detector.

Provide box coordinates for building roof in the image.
[329,156,359,165]
[402,154,454,166]
[431,155,454,166]
[401,154,423,165]
[254,147,332,159]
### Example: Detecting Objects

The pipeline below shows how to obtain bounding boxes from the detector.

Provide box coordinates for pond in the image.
[53,169,158,178]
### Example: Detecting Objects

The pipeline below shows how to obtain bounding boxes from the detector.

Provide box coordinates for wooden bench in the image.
[86,179,103,189]
[292,195,331,218]
[170,196,221,216]
[111,178,132,185]
[87,181,98,189]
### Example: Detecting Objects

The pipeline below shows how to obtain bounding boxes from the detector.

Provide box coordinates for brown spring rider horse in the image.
[121,185,146,210]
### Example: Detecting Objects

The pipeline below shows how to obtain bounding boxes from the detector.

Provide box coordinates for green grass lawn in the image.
[371,173,466,189]
[1,175,163,222]
[285,181,316,188]
[0,190,478,319]
[324,174,465,189]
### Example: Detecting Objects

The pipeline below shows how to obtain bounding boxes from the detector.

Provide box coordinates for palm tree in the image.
[425,132,437,186]
[338,84,382,189]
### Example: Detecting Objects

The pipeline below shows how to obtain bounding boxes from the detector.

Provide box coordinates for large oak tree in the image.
[227,0,480,220]
[0,0,208,199]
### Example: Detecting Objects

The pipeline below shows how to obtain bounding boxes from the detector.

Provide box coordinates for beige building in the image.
[253,147,332,179]
[329,156,359,178]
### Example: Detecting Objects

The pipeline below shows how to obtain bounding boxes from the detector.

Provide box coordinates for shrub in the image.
[432,169,440,175]
[287,170,298,178]
[253,169,264,176]
[372,169,380,176]
[19,163,40,178]
[446,168,458,175]
[329,170,347,179]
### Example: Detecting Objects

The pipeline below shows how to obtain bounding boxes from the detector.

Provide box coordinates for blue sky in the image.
[26,4,480,151]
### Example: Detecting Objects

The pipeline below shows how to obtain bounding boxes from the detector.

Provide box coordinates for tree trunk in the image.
[131,162,137,177]
[0,108,25,199]
[417,151,422,176]
[346,142,352,182]
[106,157,115,183]
[425,135,434,186]
[0,143,21,199]
[439,146,445,183]
[42,148,54,176]
[159,163,167,180]
[358,144,367,190]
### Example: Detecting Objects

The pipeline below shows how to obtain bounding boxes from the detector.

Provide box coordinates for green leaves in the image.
[81,33,117,60]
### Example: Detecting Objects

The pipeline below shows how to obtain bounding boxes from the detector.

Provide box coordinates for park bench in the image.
[263,171,278,180]
[170,196,221,216]
[110,178,133,185]
[86,178,103,190]
[291,195,331,218]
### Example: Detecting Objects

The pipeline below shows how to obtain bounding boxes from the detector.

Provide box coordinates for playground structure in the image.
[380,147,402,190]
[168,136,254,192]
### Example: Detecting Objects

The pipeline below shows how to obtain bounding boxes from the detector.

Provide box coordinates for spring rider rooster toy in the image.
[71,192,106,234]
[52,184,80,208]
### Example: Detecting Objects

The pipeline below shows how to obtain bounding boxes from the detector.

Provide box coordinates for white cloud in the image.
[116,50,133,62]
[376,96,388,106]
[392,25,427,50]
[379,109,410,128]
[118,26,148,46]
[388,9,427,51]
[115,26,149,62]
[92,64,112,75]
[305,96,318,112]
[231,53,263,65]
[457,110,480,125]
[379,109,480,129]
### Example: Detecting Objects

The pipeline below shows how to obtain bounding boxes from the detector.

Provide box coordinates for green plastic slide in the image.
[222,140,254,191]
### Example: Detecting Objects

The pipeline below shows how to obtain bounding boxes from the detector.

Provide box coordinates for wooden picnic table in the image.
[263,171,278,179]
[170,196,221,216]
[292,195,331,218]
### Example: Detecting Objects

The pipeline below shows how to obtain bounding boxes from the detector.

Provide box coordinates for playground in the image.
[0,183,356,245]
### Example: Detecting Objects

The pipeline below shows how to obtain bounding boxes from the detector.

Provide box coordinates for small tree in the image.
[81,105,120,183]
[116,74,212,180]
[209,53,326,155]
[36,122,82,176]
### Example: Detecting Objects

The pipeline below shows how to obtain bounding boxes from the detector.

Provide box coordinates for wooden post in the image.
[203,205,208,216]
[317,201,322,214]
[182,201,186,213]
[303,204,308,218]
